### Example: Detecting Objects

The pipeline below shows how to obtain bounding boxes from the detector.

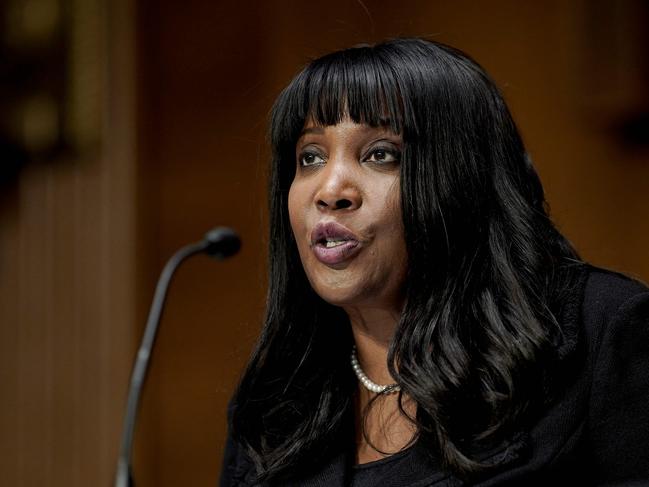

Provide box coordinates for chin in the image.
[308,275,391,310]
[310,282,361,308]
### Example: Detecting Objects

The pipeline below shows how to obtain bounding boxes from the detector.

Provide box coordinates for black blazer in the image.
[220,266,649,486]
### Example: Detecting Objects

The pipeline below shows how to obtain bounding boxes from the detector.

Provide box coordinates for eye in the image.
[298,150,326,167]
[363,146,401,164]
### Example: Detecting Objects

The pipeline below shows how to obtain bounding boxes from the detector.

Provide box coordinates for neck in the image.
[344,305,418,464]
[344,305,400,387]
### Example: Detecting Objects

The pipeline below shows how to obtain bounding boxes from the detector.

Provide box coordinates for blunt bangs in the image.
[270,44,409,159]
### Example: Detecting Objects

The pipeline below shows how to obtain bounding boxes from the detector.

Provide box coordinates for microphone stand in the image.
[115,228,240,487]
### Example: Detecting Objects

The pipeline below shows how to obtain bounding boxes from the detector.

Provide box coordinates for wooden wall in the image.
[0,0,137,485]
[0,0,647,485]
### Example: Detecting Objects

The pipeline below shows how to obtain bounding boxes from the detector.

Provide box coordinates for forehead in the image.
[296,119,402,147]
[300,115,399,136]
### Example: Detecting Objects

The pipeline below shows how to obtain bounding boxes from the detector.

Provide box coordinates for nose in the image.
[314,159,362,212]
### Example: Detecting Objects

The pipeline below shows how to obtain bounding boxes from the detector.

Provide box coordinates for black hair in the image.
[231,38,582,482]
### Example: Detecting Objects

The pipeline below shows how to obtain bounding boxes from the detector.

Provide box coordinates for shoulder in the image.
[579,265,649,360]
[581,265,649,321]
[579,263,649,369]
[579,265,649,480]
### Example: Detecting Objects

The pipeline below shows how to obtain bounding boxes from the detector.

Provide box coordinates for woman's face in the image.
[288,118,408,313]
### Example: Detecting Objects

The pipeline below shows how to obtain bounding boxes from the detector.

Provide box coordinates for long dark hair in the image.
[231,38,581,482]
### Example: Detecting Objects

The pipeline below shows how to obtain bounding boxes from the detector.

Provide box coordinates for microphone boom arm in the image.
[115,228,240,487]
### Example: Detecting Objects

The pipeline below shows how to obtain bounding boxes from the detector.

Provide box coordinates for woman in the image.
[221,38,649,486]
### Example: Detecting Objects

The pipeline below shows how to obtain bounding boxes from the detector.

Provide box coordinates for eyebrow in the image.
[300,126,325,137]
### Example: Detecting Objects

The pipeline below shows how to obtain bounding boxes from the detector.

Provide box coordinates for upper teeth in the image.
[325,239,346,248]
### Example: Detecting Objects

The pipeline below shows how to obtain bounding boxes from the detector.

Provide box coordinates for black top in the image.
[220,265,649,486]
[350,444,432,487]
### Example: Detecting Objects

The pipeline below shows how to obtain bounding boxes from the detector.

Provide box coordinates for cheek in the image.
[376,184,407,278]
[288,182,308,242]
[375,180,403,235]
[287,183,298,226]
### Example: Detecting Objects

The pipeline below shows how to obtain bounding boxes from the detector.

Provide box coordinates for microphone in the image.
[115,227,241,487]
[204,227,241,259]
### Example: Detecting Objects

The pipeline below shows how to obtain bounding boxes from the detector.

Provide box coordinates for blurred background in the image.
[0,0,647,485]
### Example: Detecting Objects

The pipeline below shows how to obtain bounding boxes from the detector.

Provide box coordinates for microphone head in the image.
[203,227,241,259]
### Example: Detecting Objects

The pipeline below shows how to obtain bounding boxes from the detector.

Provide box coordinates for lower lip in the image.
[312,240,361,265]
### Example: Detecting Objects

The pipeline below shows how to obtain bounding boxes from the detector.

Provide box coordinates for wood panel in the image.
[0,0,137,485]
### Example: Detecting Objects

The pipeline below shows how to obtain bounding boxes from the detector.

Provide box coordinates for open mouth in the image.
[321,237,351,248]
[310,222,362,265]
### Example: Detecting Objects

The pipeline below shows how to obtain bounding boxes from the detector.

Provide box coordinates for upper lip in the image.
[310,221,359,246]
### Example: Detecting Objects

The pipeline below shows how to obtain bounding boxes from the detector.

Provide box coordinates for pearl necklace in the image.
[350,346,400,394]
